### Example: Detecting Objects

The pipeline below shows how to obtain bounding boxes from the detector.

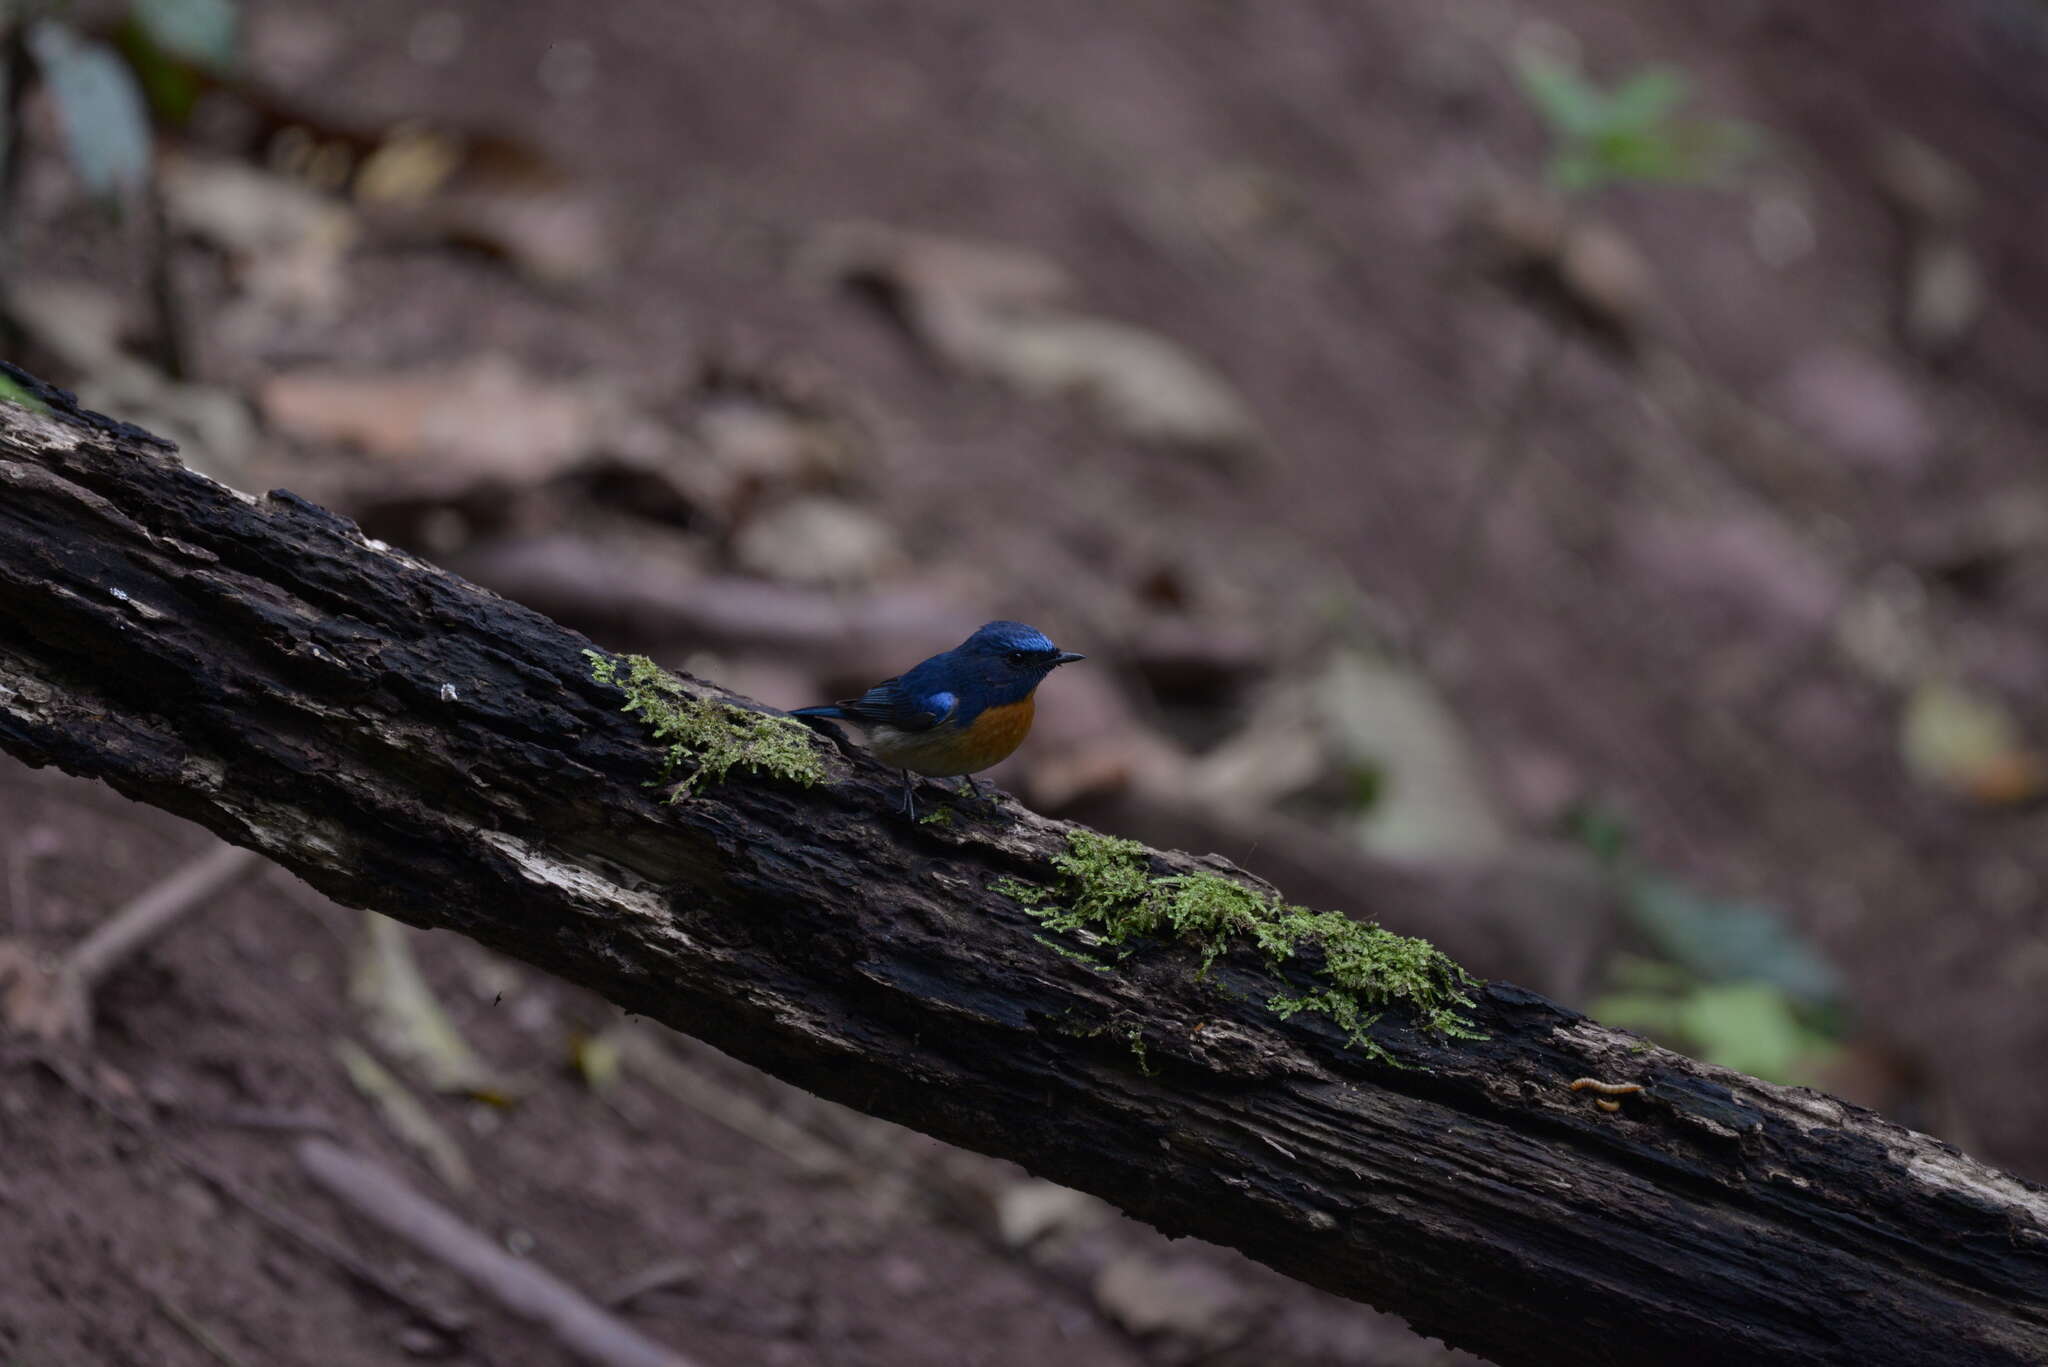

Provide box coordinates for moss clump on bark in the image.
[588,651,825,799]
[1002,830,1481,1064]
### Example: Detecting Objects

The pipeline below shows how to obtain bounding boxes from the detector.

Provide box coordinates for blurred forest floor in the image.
[5,0,2048,1363]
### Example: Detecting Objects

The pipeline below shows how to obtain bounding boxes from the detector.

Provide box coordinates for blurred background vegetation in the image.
[4,1,2047,1363]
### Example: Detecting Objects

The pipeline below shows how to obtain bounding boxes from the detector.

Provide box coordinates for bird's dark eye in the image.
[1006,650,1029,666]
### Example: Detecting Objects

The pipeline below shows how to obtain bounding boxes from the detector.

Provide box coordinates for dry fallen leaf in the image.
[351,912,513,1098]
[729,496,905,587]
[1093,1253,1252,1350]
[1186,649,1509,861]
[159,154,360,323]
[812,223,1262,464]
[1465,182,1663,356]
[378,187,614,286]
[334,1038,474,1191]
[995,1179,1107,1250]
[261,354,604,483]
[1900,679,2045,805]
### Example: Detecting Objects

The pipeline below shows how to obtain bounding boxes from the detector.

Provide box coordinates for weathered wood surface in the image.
[0,369,2043,1367]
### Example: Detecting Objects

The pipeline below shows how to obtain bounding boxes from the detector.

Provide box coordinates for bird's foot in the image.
[897,774,1007,824]
[958,775,1010,823]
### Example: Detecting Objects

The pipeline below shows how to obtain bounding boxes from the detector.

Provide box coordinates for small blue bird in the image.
[790,621,1085,818]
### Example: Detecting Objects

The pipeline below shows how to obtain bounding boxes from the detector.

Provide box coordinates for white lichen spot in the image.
[0,665,51,709]
[107,588,166,622]
[298,828,344,859]
[1903,1143,2048,1230]
[1685,1113,1744,1142]
[180,756,228,790]
[438,683,459,702]
[476,830,686,941]
[186,467,260,505]
[8,411,83,453]
[1747,1079,1847,1129]
[234,806,346,864]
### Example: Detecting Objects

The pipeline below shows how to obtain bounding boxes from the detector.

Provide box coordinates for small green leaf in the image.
[1550,149,1603,194]
[1604,69,1687,130]
[1601,952,1691,994]
[117,18,205,124]
[1586,989,1686,1038]
[1514,49,1753,194]
[1625,875,1840,1007]
[1561,798,1632,867]
[1514,55,1606,139]
[1594,980,1834,1084]
[1674,982,1809,1079]
[27,21,153,198]
[129,0,238,71]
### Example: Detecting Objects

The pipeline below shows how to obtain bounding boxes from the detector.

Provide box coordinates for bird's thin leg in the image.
[960,772,1006,819]
[899,770,917,821]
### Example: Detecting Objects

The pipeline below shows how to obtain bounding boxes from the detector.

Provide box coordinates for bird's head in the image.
[953,620,1085,698]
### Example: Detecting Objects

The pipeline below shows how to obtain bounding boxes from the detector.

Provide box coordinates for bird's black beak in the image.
[1053,651,1086,666]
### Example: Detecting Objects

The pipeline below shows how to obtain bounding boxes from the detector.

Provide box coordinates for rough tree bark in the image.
[0,368,2043,1367]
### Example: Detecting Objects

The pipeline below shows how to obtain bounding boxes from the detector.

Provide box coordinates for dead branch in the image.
[0,370,2044,1367]
[297,1138,699,1367]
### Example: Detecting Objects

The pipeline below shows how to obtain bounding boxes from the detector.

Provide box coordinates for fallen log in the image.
[0,367,2042,1367]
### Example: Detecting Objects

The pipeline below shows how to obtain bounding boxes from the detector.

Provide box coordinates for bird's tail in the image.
[788,704,846,719]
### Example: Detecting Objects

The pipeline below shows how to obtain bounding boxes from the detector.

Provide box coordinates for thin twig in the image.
[332,1037,473,1191]
[8,842,262,1043]
[602,1258,704,1311]
[116,1262,250,1367]
[297,1137,701,1367]
[139,181,191,382]
[179,1103,339,1136]
[65,843,261,991]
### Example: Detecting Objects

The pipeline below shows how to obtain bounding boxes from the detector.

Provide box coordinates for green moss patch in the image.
[1001,830,1481,1064]
[0,373,50,413]
[588,651,826,799]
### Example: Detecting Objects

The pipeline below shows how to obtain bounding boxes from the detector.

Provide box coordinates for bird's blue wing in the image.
[831,678,957,732]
